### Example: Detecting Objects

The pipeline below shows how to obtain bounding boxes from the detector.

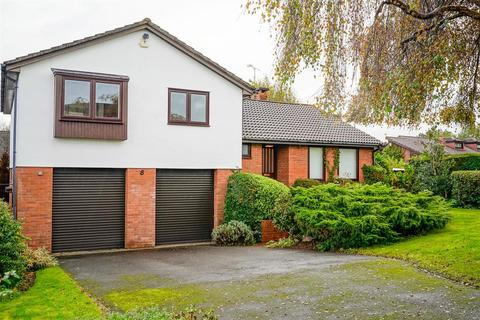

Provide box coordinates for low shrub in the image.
[362,165,387,185]
[448,154,480,171]
[211,221,256,246]
[0,202,27,277]
[108,306,217,320]
[24,247,58,271]
[451,171,480,208]
[292,178,321,188]
[265,237,299,248]
[224,172,292,238]
[291,183,450,251]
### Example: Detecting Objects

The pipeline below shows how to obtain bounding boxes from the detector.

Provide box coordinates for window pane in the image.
[96,82,120,118]
[309,147,323,179]
[191,94,207,122]
[339,148,357,179]
[242,144,250,156]
[171,92,187,121]
[64,80,90,117]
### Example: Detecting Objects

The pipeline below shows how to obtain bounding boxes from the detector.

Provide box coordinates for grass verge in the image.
[353,208,480,286]
[0,266,102,319]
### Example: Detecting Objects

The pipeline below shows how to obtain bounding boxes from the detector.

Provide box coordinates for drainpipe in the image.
[11,79,18,219]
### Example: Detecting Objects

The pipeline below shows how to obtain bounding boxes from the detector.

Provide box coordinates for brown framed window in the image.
[168,88,209,126]
[53,69,129,140]
[242,143,251,158]
[61,76,124,122]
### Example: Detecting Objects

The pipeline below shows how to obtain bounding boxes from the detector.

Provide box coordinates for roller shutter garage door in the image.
[52,168,125,252]
[156,169,214,245]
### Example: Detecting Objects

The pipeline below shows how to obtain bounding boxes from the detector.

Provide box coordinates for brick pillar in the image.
[324,147,338,182]
[16,167,53,251]
[125,168,156,249]
[276,145,289,185]
[287,145,308,185]
[214,169,233,227]
[358,148,374,183]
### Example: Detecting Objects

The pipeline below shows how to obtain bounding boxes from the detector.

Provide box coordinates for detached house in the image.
[1,19,381,253]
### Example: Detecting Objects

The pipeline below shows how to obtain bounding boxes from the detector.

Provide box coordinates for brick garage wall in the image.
[276,145,289,185]
[125,168,156,249]
[16,167,53,251]
[358,148,374,182]
[242,144,262,174]
[214,169,233,227]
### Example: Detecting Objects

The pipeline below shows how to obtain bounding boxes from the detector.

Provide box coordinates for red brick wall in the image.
[261,220,289,243]
[276,145,289,185]
[16,167,53,251]
[287,145,308,185]
[358,148,374,182]
[125,168,156,249]
[214,169,233,227]
[242,144,263,174]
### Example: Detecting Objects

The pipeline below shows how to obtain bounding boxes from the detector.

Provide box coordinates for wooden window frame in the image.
[59,74,126,124]
[168,88,209,126]
[308,147,325,181]
[53,69,129,140]
[338,147,359,181]
[242,143,251,159]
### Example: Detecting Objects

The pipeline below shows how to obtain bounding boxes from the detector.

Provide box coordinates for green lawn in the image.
[0,266,102,319]
[355,208,480,286]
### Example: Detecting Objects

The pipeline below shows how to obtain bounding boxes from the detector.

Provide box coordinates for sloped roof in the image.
[387,135,479,155]
[386,136,428,154]
[242,99,382,147]
[2,18,253,94]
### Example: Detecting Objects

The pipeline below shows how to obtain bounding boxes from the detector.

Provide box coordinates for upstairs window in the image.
[53,69,129,140]
[168,88,209,126]
[339,148,358,180]
[61,76,124,122]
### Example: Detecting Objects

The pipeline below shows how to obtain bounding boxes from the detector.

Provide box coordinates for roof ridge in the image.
[243,97,313,107]
[3,18,253,93]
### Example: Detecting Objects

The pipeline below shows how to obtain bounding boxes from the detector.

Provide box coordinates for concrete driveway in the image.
[60,245,480,320]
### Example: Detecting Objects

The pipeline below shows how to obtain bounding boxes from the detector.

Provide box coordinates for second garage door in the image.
[156,169,214,245]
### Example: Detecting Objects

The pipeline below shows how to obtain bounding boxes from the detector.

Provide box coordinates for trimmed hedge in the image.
[291,183,450,250]
[447,154,480,171]
[292,178,321,188]
[451,171,480,208]
[224,172,292,239]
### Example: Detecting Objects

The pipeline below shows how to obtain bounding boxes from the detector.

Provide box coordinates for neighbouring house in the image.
[1,18,380,253]
[242,97,382,185]
[387,135,480,161]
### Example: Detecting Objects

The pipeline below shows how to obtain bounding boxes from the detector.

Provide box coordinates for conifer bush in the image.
[291,183,450,250]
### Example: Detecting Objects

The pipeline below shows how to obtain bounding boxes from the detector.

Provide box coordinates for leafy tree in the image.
[245,0,480,127]
[250,76,298,103]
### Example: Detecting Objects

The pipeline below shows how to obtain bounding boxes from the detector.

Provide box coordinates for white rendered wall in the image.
[14,30,243,169]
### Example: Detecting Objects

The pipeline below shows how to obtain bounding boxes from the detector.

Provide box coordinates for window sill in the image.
[60,117,124,125]
[167,121,210,127]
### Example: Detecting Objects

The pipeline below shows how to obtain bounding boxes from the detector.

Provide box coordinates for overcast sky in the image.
[0,0,424,140]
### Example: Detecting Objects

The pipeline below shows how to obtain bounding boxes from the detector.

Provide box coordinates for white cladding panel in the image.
[14,30,243,168]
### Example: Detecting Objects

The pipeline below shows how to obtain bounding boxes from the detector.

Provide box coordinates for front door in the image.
[262,145,276,178]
